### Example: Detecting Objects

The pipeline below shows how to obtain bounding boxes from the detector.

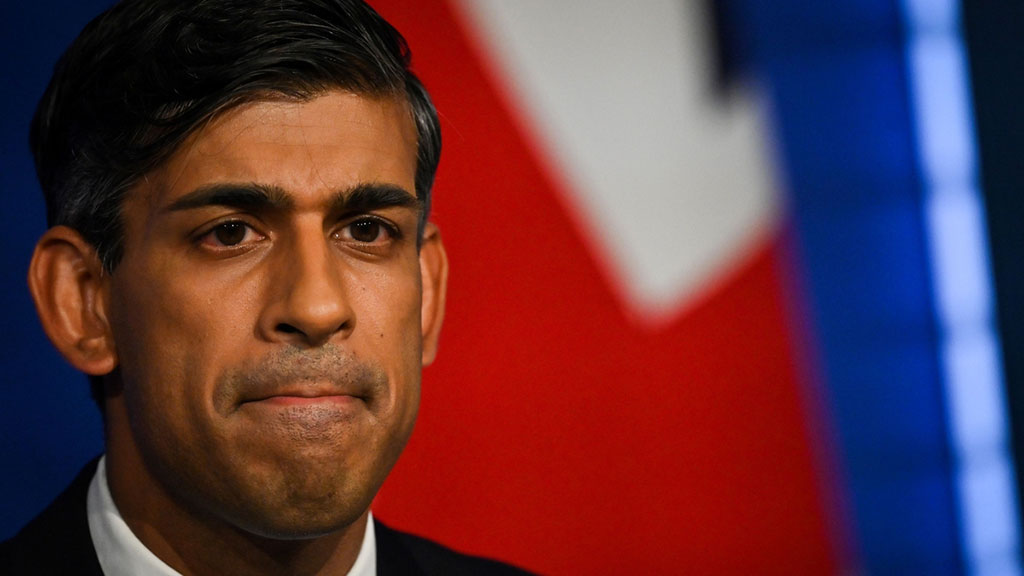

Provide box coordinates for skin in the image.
[28,91,448,575]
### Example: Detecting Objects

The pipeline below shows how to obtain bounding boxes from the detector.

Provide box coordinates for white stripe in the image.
[902,1,1022,573]
[454,0,778,321]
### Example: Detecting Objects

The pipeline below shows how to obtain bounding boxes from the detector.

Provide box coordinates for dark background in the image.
[1,0,107,538]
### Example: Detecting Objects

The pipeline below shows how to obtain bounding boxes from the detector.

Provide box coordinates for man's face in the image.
[102,90,438,538]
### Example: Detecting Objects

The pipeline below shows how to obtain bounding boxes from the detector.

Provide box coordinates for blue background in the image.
[1,0,107,540]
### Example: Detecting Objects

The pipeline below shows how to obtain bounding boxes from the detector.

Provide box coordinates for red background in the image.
[369,1,838,573]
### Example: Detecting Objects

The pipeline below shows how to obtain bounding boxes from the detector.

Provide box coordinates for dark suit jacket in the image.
[0,459,532,575]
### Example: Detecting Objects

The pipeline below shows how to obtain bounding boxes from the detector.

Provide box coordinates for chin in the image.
[203,462,376,542]
[231,496,370,541]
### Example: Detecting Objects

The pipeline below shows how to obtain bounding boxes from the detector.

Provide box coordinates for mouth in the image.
[252,394,361,407]
[241,383,368,407]
[236,384,370,437]
[218,347,387,419]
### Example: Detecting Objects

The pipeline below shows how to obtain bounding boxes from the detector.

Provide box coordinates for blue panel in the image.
[730,0,964,572]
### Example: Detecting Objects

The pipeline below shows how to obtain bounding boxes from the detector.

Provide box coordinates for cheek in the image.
[353,264,423,416]
[110,283,202,420]
[112,269,266,459]
[109,260,260,406]
[357,264,422,350]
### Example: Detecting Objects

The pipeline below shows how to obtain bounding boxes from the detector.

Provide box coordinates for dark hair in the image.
[30,0,441,407]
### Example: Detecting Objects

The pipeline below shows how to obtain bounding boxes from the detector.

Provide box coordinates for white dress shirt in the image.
[86,456,376,575]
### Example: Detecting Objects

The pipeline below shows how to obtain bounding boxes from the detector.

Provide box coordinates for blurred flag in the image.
[371,1,837,573]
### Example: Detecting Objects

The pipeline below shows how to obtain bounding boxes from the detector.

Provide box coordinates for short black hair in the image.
[32,0,441,272]
[30,0,441,408]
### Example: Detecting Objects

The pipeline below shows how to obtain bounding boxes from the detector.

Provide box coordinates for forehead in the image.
[139,91,419,210]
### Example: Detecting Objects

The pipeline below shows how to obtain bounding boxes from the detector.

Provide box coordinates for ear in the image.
[419,222,448,366]
[27,226,117,376]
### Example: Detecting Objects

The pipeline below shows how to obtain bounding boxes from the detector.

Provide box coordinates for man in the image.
[1,0,529,574]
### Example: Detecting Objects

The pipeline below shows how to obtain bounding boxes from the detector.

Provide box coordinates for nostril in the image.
[276,323,302,335]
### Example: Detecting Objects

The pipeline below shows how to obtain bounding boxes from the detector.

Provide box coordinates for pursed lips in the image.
[235,383,372,441]
[216,346,387,416]
[242,383,367,406]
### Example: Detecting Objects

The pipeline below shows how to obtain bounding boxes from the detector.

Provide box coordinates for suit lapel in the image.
[374,519,427,576]
[1,457,103,575]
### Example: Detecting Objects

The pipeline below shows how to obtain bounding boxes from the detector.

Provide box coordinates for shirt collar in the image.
[87,455,376,576]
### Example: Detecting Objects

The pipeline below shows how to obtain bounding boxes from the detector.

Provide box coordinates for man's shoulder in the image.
[0,458,103,575]
[375,520,535,576]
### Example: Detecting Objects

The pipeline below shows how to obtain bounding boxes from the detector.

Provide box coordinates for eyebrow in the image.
[164,182,421,216]
[165,183,292,212]
[332,183,422,216]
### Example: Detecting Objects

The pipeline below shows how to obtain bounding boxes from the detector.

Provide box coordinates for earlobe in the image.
[28,226,118,376]
[418,222,448,366]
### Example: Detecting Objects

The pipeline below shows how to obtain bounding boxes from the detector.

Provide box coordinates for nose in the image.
[260,230,353,347]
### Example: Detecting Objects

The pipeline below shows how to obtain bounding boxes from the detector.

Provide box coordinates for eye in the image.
[338,218,397,244]
[199,221,264,248]
[350,220,382,242]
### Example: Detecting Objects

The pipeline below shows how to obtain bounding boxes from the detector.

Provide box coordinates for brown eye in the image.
[213,222,248,246]
[349,220,382,243]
